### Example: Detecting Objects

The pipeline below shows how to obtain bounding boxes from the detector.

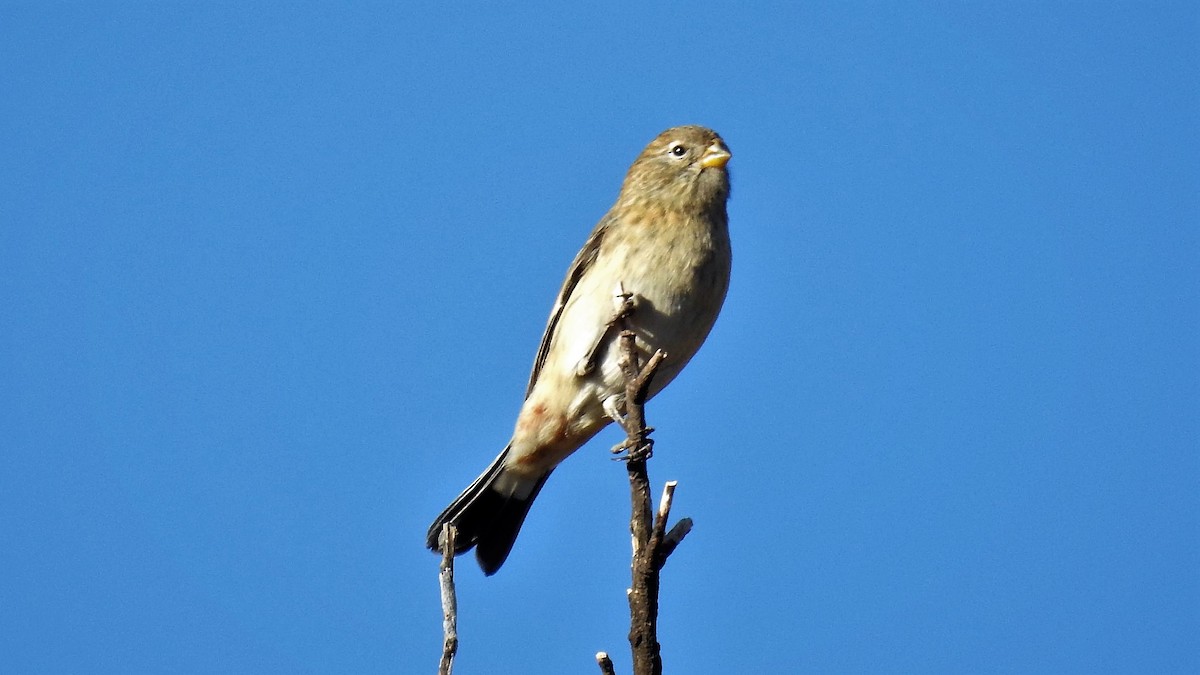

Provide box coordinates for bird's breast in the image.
[512,207,730,463]
[596,211,730,379]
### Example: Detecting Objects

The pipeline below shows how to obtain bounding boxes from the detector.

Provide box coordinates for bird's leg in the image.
[606,393,634,456]
[603,393,627,425]
[574,282,637,377]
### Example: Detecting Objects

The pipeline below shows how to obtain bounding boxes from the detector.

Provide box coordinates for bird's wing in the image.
[524,217,612,398]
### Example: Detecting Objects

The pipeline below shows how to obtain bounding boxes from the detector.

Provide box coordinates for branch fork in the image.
[596,284,693,675]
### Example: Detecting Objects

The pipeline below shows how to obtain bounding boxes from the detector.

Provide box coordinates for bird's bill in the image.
[700,141,732,169]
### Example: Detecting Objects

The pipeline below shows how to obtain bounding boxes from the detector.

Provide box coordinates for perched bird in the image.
[426,125,732,575]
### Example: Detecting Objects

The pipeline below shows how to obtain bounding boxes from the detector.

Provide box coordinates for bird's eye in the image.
[669,143,687,158]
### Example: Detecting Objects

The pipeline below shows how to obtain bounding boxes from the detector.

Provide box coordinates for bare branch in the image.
[611,331,666,463]
[648,481,677,557]
[438,524,458,675]
[596,651,617,675]
[658,518,694,567]
[595,286,695,675]
[625,456,661,675]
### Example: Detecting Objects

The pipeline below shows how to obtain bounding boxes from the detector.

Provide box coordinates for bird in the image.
[425,125,732,575]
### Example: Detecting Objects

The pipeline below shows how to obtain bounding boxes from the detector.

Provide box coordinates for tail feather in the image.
[426,446,550,575]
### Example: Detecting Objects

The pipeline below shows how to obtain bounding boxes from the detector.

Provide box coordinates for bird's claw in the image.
[610,435,654,462]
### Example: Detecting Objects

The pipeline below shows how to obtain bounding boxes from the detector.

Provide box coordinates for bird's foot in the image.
[610,433,654,462]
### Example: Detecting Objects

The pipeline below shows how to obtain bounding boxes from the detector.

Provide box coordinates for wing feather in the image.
[524,217,612,397]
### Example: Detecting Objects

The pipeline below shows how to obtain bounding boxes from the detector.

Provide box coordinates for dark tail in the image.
[425,445,551,576]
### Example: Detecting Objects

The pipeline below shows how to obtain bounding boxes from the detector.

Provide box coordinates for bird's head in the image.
[618,125,731,216]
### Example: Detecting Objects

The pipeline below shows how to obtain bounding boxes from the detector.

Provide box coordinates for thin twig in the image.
[647,481,677,560]
[658,518,693,566]
[596,651,617,675]
[612,330,666,463]
[438,524,458,675]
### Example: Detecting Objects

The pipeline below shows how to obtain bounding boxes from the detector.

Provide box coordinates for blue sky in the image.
[2,3,1197,673]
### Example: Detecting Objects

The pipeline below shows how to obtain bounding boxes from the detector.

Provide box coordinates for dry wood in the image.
[595,293,693,675]
[438,524,458,675]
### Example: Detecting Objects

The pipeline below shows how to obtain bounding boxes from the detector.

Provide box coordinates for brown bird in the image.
[426,125,732,575]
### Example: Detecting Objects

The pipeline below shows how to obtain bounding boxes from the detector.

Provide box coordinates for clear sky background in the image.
[2,3,1197,674]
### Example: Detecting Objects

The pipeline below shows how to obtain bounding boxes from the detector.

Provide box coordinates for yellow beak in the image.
[700,142,731,169]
